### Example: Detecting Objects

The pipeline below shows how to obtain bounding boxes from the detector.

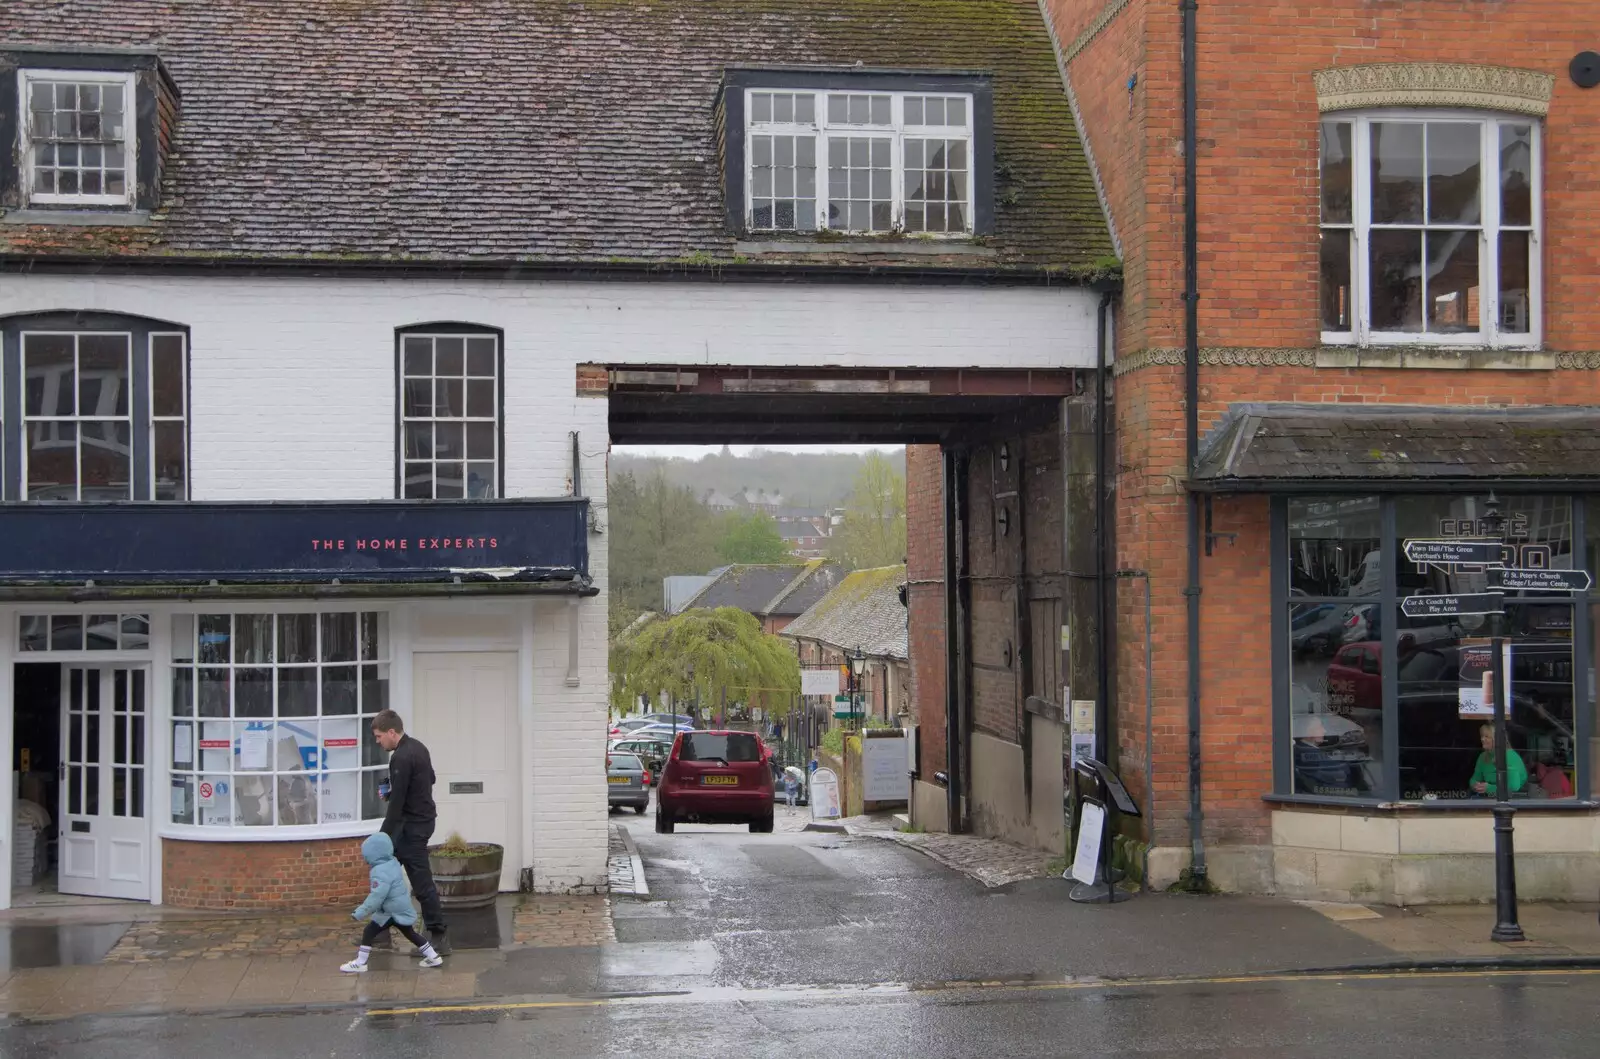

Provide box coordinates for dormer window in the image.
[722,70,993,239]
[22,71,135,206]
[2,50,179,217]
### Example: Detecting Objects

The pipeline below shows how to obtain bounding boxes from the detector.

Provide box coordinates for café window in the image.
[1281,494,1582,803]
[168,611,392,830]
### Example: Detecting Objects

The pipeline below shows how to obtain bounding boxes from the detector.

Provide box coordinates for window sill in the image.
[1265,792,1600,813]
[1314,346,1553,371]
[159,821,382,843]
[4,208,151,228]
[734,237,996,258]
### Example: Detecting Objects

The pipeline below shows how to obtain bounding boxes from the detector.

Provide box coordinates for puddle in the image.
[0,922,130,971]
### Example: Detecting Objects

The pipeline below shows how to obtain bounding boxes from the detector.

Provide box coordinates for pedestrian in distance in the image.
[372,709,451,955]
[340,831,443,973]
[784,769,800,808]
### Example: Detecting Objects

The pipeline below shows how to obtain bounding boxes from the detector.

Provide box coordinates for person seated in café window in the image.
[1469,723,1528,798]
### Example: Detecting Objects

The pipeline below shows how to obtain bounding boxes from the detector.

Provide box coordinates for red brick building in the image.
[909,1,1600,901]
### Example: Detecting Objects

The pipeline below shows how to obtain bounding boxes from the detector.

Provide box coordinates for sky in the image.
[611,443,905,459]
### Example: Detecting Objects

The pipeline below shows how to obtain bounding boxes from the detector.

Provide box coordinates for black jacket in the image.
[380,734,437,835]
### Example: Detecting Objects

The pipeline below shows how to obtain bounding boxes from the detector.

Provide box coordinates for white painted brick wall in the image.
[1,273,1095,891]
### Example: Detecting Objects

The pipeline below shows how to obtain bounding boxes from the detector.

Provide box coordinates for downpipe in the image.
[1179,0,1209,889]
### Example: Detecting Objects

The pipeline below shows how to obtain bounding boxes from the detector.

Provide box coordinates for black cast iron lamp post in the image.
[1482,493,1525,942]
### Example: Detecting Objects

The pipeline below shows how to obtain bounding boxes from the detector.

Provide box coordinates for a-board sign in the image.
[1400,592,1505,618]
[1071,800,1106,884]
[1088,759,1141,817]
[1493,568,1593,592]
[1403,539,1505,567]
[809,768,842,821]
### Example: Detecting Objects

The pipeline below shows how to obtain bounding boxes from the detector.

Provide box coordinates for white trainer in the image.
[339,960,369,974]
[420,954,444,968]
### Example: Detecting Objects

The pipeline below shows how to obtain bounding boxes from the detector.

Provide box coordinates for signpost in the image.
[1400,593,1504,618]
[1492,568,1592,592]
[1402,539,1506,567]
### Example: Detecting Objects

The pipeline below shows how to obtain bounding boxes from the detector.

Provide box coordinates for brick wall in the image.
[905,444,947,775]
[1047,0,1600,858]
[163,837,368,910]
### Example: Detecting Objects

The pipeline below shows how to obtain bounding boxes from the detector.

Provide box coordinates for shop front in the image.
[1198,405,1600,903]
[0,500,592,909]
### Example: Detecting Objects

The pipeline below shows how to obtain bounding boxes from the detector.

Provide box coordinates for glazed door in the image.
[59,666,152,900]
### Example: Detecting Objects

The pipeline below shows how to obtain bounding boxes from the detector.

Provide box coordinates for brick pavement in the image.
[1308,900,1600,962]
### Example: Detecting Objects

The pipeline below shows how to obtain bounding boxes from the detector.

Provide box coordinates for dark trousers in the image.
[361,919,429,949]
[391,819,447,934]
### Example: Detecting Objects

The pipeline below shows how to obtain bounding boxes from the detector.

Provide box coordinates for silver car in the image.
[607,751,650,814]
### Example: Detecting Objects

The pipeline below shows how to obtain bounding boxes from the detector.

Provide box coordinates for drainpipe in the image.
[1095,291,1114,758]
[943,449,964,833]
[1180,0,1208,884]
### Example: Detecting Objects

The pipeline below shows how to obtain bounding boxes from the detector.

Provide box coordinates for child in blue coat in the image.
[341,831,443,972]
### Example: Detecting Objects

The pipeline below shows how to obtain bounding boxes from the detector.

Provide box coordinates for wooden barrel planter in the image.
[428,842,504,909]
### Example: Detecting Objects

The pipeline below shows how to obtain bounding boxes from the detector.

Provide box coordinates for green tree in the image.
[716,511,790,564]
[609,607,801,715]
[606,471,724,636]
[827,451,907,571]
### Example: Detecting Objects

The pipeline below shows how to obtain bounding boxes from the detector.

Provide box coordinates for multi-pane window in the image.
[1320,112,1539,346]
[399,332,500,500]
[24,332,132,501]
[19,613,151,653]
[22,71,134,206]
[168,612,392,828]
[11,325,188,501]
[745,89,974,235]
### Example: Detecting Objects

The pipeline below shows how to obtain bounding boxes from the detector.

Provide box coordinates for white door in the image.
[59,666,152,900]
[411,652,520,891]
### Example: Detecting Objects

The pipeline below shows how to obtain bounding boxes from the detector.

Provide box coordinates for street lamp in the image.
[1481,493,1525,942]
[849,647,866,727]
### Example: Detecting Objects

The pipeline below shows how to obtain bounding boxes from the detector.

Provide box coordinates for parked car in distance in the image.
[608,717,662,738]
[611,737,672,777]
[625,722,695,741]
[656,731,774,834]
[607,752,650,814]
[641,712,696,728]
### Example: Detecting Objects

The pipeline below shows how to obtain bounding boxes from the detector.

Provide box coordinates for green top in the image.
[1470,747,1528,796]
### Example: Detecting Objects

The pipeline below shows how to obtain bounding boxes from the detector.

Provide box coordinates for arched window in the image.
[1,312,189,501]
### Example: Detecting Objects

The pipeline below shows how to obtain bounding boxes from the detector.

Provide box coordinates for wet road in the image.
[6,970,1600,1058]
[4,815,1599,1056]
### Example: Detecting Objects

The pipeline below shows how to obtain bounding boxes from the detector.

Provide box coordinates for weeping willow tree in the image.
[610,607,800,716]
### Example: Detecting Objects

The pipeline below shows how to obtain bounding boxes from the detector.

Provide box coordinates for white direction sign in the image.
[1493,568,1592,592]
[1403,539,1505,567]
[1400,592,1505,618]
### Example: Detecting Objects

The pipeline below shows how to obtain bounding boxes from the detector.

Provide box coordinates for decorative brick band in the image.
[1061,0,1132,65]
[1114,346,1599,376]
[1314,63,1555,117]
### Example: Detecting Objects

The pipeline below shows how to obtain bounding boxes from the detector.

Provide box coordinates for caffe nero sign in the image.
[0,500,590,585]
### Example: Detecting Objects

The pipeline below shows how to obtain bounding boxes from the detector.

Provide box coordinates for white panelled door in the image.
[410,653,520,891]
[59,666,152,900]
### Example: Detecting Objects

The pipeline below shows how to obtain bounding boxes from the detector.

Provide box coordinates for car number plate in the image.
[701,775,739,786]
[607,776,630,784]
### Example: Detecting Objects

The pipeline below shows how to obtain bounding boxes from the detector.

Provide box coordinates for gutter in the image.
[1180,0,1209,886]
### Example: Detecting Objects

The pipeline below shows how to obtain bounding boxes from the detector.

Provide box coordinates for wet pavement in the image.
[5,969,1600,1058]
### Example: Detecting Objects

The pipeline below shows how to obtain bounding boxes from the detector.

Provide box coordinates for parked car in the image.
[770,763,808,805]
[625,722,695,741]
[611,737,672,776]
[656,731,775,834]
[608,717,662,738]
[642,712,696,728]
[607,752,650,814]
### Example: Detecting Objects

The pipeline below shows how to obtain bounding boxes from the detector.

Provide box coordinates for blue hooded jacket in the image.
[351,832,416,927]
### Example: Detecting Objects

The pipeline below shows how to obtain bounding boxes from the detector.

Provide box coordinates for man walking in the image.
[372,709,449,955]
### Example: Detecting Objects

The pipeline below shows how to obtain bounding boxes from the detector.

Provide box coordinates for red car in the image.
[655,730,775,834]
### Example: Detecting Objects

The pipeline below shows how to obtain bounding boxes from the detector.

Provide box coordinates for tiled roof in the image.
[684,563,810,616]
[1195,403,1600,488]
[765,561,844,616]
[1,0,1115,272]
[781,564,906,659]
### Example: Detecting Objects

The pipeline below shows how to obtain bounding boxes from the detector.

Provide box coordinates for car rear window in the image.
[608,753,642,770]
[679,733,762,762]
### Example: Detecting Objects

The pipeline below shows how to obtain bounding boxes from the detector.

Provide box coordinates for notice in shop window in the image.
[172,724,193,769]
[240,729,270,770]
